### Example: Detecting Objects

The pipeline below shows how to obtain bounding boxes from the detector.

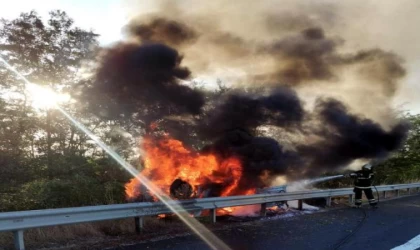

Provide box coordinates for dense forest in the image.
[0,11,419,212]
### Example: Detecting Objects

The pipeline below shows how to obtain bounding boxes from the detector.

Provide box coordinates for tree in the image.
[0,10,99,175]
[375,114,420,184]
[0,11,133,211]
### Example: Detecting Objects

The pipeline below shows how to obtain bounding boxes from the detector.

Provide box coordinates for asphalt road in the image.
[111,195,420,250]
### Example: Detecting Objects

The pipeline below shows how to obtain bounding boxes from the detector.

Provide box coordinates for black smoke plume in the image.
[84,42,204,122]
[200,87,305,138]
[84,13,409,192]
[339,49,406,96]
[203,130,303,191]
[260,27,406,93]
[126,17,198,47]
[297,98,409,177]
[264,27,338,85]
[201,97,408,189]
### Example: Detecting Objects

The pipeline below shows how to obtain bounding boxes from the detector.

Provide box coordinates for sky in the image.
[1,0,419,114]
[0,0,128,45]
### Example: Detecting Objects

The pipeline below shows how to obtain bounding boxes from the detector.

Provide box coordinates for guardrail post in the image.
[383,191,387,199]
[134,216,144,234]
[260,203,267,216]
[326,197,332,207]
[348,194,354,204]
[210,209,217,223]
[397,189,400,197]
[408,188,411,195]
[298,200,303,210]
[14,230,24,250]
[417,187,420,193]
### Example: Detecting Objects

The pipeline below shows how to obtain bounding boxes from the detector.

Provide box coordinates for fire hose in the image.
[333,183,379,249]
[333,208,367,250]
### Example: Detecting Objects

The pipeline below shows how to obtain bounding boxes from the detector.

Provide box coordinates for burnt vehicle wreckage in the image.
[131,129,290,209]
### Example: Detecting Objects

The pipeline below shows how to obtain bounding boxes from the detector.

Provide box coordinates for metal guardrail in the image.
[2,183,420,250]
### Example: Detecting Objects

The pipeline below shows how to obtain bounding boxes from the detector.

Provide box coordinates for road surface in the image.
[110,195,420,250]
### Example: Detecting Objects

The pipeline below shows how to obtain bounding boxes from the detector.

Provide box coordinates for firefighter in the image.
[347,163,377,208]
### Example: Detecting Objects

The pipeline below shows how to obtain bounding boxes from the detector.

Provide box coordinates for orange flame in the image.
[125,137,255,204]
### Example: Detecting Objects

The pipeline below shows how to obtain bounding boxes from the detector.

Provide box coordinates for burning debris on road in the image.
[82,1,410,216]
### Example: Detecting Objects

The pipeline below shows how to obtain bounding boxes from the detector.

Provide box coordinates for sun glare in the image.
[26,83,71,110]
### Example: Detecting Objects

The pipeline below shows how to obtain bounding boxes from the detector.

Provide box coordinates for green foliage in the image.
[13,176,124,210]
[0,11,133,212]
[374,114,420,184]
[20,177,103,209]
[0,156,131,212]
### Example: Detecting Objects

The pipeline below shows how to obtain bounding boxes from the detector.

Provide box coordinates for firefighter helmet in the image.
[362,163,372,170]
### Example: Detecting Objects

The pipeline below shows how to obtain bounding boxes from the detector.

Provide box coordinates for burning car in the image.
[125,129,292,206]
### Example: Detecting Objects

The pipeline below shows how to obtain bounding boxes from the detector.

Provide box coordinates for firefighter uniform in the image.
[349,164,377,207]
